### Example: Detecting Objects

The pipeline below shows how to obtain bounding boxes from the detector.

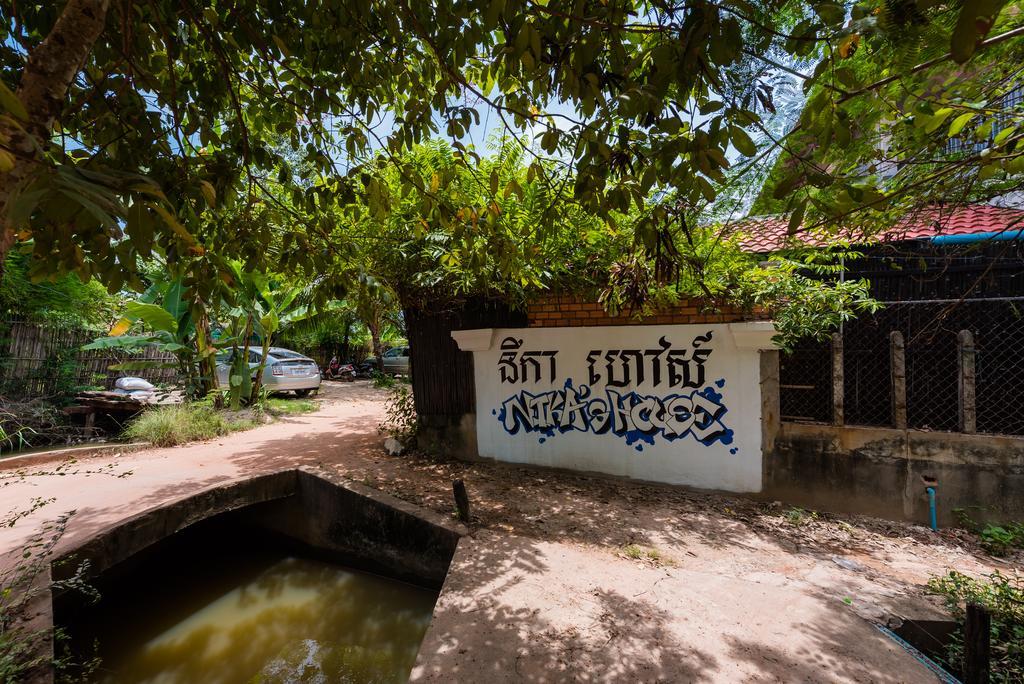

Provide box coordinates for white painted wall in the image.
[453,323,777,493]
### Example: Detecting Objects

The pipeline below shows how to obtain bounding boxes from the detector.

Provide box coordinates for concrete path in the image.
[414,532,936,683]
[0,383,385,561]
[1,382,975,682]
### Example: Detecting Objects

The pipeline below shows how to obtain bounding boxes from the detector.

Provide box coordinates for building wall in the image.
[456,322,777,493]
[440,295,1023,524]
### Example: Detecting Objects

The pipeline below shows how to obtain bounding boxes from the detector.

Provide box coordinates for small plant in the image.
[1,512,101,681]
[784,507,818,526]
[985,523,1024,556]
[952,508,1024,556]
[122,403,256,447]
[371,370,396,389]
[378,385,418,444]
[623,544,645,559]
[620,544,674,565]
[926,570,1024,681]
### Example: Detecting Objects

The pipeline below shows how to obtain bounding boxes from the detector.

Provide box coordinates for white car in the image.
[216,347,321,397]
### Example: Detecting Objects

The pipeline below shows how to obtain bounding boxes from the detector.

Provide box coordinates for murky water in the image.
[62,521,437,684]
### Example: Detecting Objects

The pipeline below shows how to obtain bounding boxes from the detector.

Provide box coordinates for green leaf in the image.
[924,108,954,134]
[271,35,292,57]
[730,126,757,157]
[948,112,975,138]
[699,101,724,115]
[773,171,803,200]
[0,81,27,120]
[199,180,216,207]
[951,0,1002,63]
[82,335,161,351]
[788,201,806,236]
[994,125,1016,146]
[125,301,178,333]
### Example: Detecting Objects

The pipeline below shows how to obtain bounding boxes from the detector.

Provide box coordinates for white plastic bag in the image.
[115,377,155,391]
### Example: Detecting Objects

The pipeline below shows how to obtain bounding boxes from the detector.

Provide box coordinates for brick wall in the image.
[527,295,766,328]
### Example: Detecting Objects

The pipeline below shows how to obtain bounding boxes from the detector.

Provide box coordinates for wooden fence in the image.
[405,298,527,418]
[0,320,178,399]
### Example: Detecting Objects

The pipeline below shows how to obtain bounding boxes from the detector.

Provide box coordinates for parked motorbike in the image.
[352,360,375,379]
[323,361,356,381]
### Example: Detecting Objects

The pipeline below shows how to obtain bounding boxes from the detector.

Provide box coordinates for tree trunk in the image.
[341,321,351,361]
[0,0,111,274]
[369,323,384,372]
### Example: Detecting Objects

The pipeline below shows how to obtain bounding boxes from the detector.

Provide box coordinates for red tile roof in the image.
[733,204,1024,253]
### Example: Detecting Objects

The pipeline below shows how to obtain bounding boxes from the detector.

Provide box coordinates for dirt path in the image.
[2,381,1018,682]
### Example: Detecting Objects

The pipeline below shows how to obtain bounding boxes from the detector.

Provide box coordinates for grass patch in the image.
[265,397,319,416]
[623,544,645,559]
[123,404,257,447]
[123,395,319,448]
[621,544,675,565]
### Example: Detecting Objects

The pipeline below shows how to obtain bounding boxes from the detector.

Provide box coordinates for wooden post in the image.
[958,330,977,434]
[83,410,96,437]
[890,331,907,429]
[453,479,471,523]
[964,602,990,684]
[831,332,844,426]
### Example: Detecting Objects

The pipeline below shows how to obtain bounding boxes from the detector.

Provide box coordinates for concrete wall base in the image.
[416,412,479,462]
[765,422,1024,525]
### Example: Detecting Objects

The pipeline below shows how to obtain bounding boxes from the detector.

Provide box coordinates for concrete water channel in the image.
[36,468,465,683]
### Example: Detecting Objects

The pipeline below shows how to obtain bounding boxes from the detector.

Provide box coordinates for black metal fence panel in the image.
[779,341,831,423]
[780,300,1024,435]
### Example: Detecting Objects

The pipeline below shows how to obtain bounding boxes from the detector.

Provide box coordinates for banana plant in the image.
[214,307,251,410]
[83,275,222,400]
[224,261,343,403]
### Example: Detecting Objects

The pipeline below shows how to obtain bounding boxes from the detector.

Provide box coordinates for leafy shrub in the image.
[926,570,1024,682]
[952,508,1024,556]
[123,404,256,447]
[978,523,1024,557]
[371,370,396,389]
[378,385,417,444]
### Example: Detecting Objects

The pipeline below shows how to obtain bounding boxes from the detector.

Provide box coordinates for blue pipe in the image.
[930,229,1024,244]
[926,487,938,531]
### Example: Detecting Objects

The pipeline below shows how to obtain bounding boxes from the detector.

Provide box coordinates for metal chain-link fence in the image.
[780,299,1024,435]
[973,301,1024,434]
[779,339,831,423]
[843,318,893,427]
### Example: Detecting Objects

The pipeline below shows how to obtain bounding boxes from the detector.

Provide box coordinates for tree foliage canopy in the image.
[0,0,1020,340]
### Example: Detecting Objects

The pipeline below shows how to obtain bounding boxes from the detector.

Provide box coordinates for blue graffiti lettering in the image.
[497,379,733,449]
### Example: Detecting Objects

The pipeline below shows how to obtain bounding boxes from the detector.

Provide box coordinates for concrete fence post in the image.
[958,330,977,434]
[890,331,907,429]
[831,332,844,427]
